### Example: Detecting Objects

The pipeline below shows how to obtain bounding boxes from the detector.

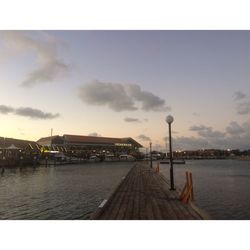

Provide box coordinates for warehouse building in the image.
[37,134,143,159]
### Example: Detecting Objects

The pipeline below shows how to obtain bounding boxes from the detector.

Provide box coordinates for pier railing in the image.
[180,172,194,203]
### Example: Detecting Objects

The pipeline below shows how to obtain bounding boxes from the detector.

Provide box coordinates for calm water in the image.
[0,160,250,219]
[0,162,134,219]
[161,159,250,220]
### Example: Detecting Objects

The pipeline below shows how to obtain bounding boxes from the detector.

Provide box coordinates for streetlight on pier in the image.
[166,115,175,190]
[149,142,152,168]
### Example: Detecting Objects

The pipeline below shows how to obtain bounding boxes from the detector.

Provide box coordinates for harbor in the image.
[1,123,250,220]
[1,159,250,220]
[1,27,250,250]
[0,134,143,169]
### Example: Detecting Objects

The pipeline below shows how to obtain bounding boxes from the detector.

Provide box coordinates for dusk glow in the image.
[1,30,250,150]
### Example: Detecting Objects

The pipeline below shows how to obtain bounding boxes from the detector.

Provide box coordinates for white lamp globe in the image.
[166,115,174,124]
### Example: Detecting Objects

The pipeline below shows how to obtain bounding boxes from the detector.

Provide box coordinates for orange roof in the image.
[63,134,123,144]
[36,134,142,147]
[63,134,142,147]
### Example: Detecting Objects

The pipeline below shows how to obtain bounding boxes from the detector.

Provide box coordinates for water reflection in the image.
[1,160,250,219]
[0,162,134,219]
[160,159,250,219]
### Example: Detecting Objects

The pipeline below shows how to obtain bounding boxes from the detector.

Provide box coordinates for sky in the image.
[1,30,250,151]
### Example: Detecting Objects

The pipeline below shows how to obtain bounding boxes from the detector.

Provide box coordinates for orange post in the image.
[180,171,194,203]
[180,183,187,200]
[156,162,160,173]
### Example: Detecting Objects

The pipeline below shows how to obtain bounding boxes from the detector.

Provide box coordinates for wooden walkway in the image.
[91,163,207,220]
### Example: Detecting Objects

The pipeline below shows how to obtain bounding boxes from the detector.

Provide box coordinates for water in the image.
[0,160,250,220]
[160,159,250,219]
[0,162,134,219]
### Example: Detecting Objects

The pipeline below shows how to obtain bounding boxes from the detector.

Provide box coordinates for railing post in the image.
[155,162,160,173]
[180,171,194,203]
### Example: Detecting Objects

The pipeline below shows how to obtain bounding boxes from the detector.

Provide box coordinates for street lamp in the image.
[149,142,152,168]
[166,115,175,190]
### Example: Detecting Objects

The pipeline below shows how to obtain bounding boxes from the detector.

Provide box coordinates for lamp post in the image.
[150,142,152,168]
[166,115,175,190]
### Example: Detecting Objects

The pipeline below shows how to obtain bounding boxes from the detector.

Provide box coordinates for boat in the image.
[160,159,186,164]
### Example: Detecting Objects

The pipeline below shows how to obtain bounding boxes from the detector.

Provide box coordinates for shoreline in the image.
[1,157,250,169]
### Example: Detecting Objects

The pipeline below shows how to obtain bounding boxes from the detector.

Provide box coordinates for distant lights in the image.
[115,143,132,147]
[175,150,182,153]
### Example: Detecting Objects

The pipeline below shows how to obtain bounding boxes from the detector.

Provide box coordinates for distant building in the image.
[171,148,240,159]
[37,134,143,157]
[0,136,40,152]
[0,136,41,165]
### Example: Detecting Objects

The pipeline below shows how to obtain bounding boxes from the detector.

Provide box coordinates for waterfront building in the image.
[37,134,143,159]
[0,136,41,166]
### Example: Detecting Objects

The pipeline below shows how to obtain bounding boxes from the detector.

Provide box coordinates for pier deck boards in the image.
[91,163,205,220]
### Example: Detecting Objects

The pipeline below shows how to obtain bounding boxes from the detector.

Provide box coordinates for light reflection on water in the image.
[160,159,250,219]
[0,162,135,219]
[1,160,250,219]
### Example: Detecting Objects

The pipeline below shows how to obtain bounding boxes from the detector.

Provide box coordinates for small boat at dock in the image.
[160,159,186,164]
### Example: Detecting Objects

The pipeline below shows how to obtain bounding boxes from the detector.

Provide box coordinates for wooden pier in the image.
[91,163,208,220]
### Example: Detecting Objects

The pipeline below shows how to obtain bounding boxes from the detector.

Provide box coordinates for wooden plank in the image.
[92,163,207,220]
[92,167,132,219]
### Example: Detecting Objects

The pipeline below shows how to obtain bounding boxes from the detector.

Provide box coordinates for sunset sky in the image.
[1,30,250,150]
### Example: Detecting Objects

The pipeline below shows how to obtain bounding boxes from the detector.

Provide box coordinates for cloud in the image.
[171,136,211,150]
[0,104,60,119]
[78,80,170,112]
[232,91,250,115]
[236,101,250,115]
[189,125,209,132]
[22,60,68,87]
[166,121,250,150]
[161,120,250,150]
[137,134,151,142]
[78,80,137,112]
[15,107,60,119]
[190,125,225,138]
[124,117,141,123]
[88,132,101,137]
[125,84,171,112]
[0,31,69,87]
[163,134,219,150]
[226,121,245,136]
[233,91,247,101]
[192,112,200,117]
[0,105,14,114]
